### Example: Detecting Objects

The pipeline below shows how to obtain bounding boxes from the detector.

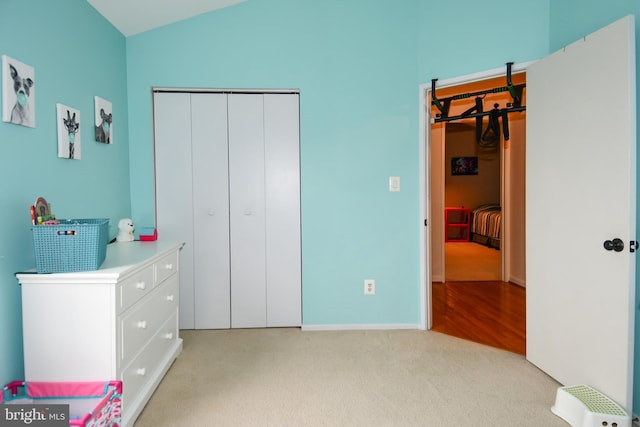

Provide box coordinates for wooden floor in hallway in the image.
[431,281,526,355]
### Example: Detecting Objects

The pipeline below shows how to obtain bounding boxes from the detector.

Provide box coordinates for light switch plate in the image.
[389,176,400,192]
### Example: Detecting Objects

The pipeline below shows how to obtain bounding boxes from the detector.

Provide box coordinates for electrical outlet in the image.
[364,279,375,295]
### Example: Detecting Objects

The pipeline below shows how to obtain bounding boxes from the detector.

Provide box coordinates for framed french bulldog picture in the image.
[94,96,112,144]
[2,55,35,128]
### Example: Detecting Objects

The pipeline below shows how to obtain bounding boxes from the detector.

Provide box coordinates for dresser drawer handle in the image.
[136,281,147,290]
[136,368,146,376]
[137,321,148,329]
[166,294,175,302]
[164,332,174,340]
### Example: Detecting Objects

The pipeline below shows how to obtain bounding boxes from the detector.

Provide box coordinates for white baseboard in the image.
[431,274,444,283]
[301,324,421,332]
[509,276,526,287]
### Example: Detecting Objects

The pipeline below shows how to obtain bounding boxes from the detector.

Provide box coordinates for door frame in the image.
[418,61,533,330]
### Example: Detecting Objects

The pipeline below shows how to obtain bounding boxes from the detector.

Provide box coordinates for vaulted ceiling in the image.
[86,0,247,36]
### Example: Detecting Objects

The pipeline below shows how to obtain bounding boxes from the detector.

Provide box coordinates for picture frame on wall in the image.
[94,96,112,144]
[451,156,478,176]
[57,103,81,160]
[2,55,36,128]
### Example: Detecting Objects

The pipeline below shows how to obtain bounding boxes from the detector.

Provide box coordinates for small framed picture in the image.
[451,156,478,176]
[94,96,112,144]
[2,55,36,128]
[57,104,81,160]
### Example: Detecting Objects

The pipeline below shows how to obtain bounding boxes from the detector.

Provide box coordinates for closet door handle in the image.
[603,238,624,252]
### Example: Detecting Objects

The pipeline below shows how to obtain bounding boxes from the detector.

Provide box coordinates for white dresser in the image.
[16,241,184,427]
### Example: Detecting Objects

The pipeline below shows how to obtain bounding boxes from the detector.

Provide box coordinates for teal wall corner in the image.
[0,0,130,385]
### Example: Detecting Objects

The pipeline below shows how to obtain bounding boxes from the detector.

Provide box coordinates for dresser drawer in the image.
[155,251,178,286]
[118,265,154,312]
[120,276,179,363]
[121,312,179,411]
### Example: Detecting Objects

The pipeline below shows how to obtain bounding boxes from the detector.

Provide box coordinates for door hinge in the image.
[631,240,639,253]
[424,219,428,226]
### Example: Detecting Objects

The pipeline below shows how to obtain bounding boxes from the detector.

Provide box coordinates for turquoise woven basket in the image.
[32,218,110,273]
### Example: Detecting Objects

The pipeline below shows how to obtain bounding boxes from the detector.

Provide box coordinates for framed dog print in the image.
[94,96,112,144]
[2,55,36,128]
[56,104,81,160]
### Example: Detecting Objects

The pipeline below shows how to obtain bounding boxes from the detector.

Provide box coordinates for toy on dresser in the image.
[116,218,134,242]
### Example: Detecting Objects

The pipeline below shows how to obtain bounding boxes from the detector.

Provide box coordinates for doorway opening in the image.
[423,67,527,354]
[443,121,502,282]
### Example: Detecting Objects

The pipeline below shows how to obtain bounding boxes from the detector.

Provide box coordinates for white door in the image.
[153,92,196,329]
[264,94,302,327]
[191,93,231,329]
[526,15,636,412]
[228,94,268,328]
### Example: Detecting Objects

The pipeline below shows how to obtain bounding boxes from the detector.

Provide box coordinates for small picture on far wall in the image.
[57,103,81,160]
[451,156,478,175]
[94,96,112,144]
[2,55,35,128]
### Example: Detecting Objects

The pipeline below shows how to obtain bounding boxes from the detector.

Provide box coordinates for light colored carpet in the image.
[445,242,501,281]
[134,329,566,427]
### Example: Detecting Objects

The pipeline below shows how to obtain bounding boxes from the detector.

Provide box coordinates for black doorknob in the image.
[603,238,625,252]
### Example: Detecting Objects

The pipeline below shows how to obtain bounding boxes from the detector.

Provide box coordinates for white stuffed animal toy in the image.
[117,218,135,242]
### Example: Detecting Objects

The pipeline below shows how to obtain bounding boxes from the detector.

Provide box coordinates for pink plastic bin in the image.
[1,380,122,427]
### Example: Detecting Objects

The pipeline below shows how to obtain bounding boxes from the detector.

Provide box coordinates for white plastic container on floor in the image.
[551,385,630,427]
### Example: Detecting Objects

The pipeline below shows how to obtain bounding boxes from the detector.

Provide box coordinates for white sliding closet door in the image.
[191,94,231,329]
[264,94,301,327]
[228,94,268,328]
[154,91,301,330]
[153,92,195,329]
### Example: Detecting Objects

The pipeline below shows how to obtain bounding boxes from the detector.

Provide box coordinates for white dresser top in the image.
[16,240,184,285]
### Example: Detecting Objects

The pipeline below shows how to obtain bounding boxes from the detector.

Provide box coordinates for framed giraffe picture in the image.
[56,103,81,160]
[94,96,112,144]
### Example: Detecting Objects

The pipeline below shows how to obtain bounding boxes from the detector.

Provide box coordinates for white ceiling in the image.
[87,0,247,36]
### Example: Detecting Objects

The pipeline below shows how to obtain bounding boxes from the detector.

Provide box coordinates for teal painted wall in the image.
[126,0,549,327]
[127,0,423,325]
[417,0,550,80]
[548,0,640,416]
[0,0,130,385]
